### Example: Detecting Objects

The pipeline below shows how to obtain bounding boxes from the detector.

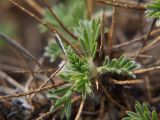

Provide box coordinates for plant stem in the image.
[75,99,85,120]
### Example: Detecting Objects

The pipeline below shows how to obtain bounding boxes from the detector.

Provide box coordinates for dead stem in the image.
[6,68,55,75]
[98,96,105,120]
[128,54,154,59]
[25,0,43,15]
[145,76,152,102]
[143,18,157,46]
[134,65,160,74]
[112,29,160,49]
[30,61,66,99]
[109,79,144,85]
[0,82,64,100]
[86,0,94,19]
[98,0,145,10]
[98,78,124,109]
[75,99,85,120]
[42,0,78,40]
[140,36,160,54]
[108,0,117,56]
[98,9,105,65]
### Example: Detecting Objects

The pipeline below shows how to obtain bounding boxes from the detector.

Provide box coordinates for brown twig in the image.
[42,0,78,40]
[108,0,117,56]
[31,61,66,99]
[98,9,105,65]
[6,68,55,75]
[75,99,85,120]
[25,0,43,15]
[98,0,146,10]
[139,36,160,54]
[109,79,144,85]
[0,82,64,100]
[98,96,105,120]
[134,65,160,74]
[111,29,160,50]
[98,77,124,109]
[86,0,94,19]
[143,18,157,46]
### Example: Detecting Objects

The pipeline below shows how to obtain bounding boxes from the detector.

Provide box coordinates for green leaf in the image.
[75,19,101,58]
[152,110,158,120]
[99,54,138,78]
[44,40,61,62]
[122,101,158,120]
[146,0,160,19]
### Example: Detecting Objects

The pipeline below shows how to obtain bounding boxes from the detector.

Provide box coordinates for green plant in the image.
[48,19,139,119]
[41,0,86,32]
[146,0,160,19]
[44,40,61,62]
[122,101,158,120]
[98,54,138,78]
[43,0,87,62]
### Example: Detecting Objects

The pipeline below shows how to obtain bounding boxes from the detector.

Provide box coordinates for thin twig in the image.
[42,0,78,40]
[139,36,160,54]
[98,77,124,109]
[143,18,157,46]
[98,96,105,120]
[86,0,93,19]
[98,0,146,10]
[98,9,105,65]
[0,82,64,100]
[108,0,117,56]
[134,65,160,74]
[25,57,44,91]
[25,0,43,15]
[30,61,66,99]
[75,99,85,120]
[109,79,144,85]
[111,29,160,49]
[6,68,55,74]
